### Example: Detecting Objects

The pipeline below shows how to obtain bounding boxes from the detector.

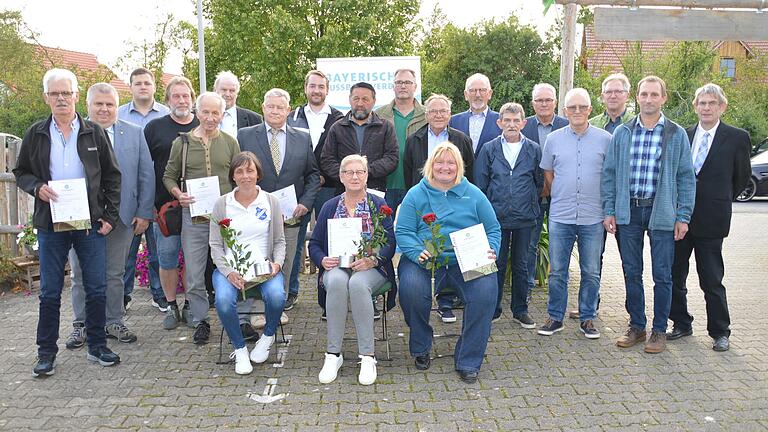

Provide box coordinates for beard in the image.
[352,107,371,121]
[172,106,191,118]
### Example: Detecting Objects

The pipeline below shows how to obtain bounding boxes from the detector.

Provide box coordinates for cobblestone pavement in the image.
[1,202,767,431]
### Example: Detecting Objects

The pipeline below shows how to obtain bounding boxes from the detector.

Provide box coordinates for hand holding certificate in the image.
[449,223,498,282]
[274,185,300,226]
[49,178,92,231]
[186,176,221,217]
[327,218,362,267]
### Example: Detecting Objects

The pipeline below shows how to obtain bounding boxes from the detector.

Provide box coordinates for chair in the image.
[216,285,288,364]
[372,281,392,361]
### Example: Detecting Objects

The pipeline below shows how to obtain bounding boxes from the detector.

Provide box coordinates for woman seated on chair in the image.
[309,154,396,386]
[396,142,501,384]
[209,151,286,375]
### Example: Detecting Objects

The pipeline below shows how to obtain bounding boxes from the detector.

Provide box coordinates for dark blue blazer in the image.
[309,193,397,311]
[449,109,502,155]
[520,114,569,145]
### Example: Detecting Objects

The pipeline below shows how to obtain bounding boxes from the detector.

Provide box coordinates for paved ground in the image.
[1,201,767,431]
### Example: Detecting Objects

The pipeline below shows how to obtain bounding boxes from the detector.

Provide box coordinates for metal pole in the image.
[558,3,578,116]
[196,0,207,94]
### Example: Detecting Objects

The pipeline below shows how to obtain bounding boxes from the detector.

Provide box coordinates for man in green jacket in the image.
[374,68,426,213]
[589,73,635,134]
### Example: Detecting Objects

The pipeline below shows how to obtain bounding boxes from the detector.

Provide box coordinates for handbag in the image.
[156,134,190,237]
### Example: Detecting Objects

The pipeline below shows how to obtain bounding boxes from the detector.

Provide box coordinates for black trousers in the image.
[670,234,730,338]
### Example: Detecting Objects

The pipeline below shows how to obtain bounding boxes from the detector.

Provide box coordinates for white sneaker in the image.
[250,334,275,364]
[358,355,377,386]
[318,353,343,384]
[230,347,253,375]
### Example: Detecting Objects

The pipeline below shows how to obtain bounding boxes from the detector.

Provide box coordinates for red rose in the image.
[422,213,437,225]
[219,218,232,227]
[380,205,393,217]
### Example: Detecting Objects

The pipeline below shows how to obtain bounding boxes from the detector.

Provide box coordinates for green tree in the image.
[419,16,558,114]
[182,0,420,112]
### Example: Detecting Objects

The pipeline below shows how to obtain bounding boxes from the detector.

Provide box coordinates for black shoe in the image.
[512,313,536,329]
[458,370,478,384]
[151,297,169,312]
[415,354,431,370]
[284,293,298,311]
[32,355,56,377]
[451,297,465,309]
[86,347,120,366]
[193,321,211,345]
[321,310,327,321]
[208,292,216,309]
[123,295,132,311]
[666,326,693,341]
[373,302,381,321]
[240,323,259,342]
[713,335,730,352]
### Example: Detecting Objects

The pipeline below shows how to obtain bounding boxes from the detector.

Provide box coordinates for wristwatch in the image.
[369,255,380,266]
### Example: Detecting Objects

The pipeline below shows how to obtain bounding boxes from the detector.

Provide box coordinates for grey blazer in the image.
[113,119,155,226]
[237,123,321,209]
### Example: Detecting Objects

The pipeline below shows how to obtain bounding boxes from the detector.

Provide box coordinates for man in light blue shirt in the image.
[117,67,169,313]
[537,88,611,339]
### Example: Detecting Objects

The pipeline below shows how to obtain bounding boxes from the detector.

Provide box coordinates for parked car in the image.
[752,137,768,157]
[736,149,768,202]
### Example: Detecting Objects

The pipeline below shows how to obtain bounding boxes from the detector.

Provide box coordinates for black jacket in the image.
[403,125,474,188]
[236,106,263,129]
[320,111,398,192]
[14,115,121,230]
[685,122,751,238]
[287,104,344,189]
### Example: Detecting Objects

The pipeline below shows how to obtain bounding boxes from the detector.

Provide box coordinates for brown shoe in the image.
[616,326,647,348]
[644,330,666,354]
[568,310,580,319]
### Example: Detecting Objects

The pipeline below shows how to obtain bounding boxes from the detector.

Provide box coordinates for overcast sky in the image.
[2,0,559,79]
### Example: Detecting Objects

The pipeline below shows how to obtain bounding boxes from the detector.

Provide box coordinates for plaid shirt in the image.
[629,115,665,198]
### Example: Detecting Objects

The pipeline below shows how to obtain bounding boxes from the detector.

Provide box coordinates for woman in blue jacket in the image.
[396,142,501,384]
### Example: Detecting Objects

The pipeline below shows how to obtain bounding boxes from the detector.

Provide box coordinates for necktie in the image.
[269,128,281,173]
[693,131,710,174]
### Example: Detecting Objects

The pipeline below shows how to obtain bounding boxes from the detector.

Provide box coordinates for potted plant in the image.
[16,220,38,257]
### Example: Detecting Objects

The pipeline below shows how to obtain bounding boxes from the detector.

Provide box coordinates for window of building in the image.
[720,58,736,79]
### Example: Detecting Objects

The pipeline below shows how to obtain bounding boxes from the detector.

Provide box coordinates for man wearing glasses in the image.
[520,83,569,325]
[449,73,502,156]
[15,68,122,377]
[536,89,611,339]
[375,69,426,213]
[590,73,634,134]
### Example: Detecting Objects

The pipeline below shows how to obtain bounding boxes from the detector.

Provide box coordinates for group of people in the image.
[15,65,750,386]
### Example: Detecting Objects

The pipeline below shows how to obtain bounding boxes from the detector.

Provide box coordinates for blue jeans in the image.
[123,222,163,301]
[618,205,675,333]
[38,228,107,356]
[527,200,549,293]
[496,227,531,316]
[288,212,311,296]
[398,257,496,372]
[547,221,604,322]
[213,269,286,349]
[153,223,182,270]
[384,188,407,215]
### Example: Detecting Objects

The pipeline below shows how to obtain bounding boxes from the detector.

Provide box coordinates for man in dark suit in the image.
[239,88,321,310]
[214,71,262,139]
[668,83,751,352]
[520,83,569,305]
[448,73,501,155]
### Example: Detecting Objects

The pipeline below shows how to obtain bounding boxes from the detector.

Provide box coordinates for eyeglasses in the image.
[603,90,628,96]
[394,80,415,86]
[565,105,590,112]
[341,169,367,177]
[467,88,489,95]
[427,109,450,116]
[533,98,555,104]
[46,91,75,100]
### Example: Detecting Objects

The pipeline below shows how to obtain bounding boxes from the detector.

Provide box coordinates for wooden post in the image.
[558,3,578,115]
[8,137,20,256]
[0,135,8,252]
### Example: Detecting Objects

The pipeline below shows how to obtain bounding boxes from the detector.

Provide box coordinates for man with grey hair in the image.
[213,71,262,139]
[475,101,543,327]
[536,88,612,339]
[239,88,320,316]
[163,91,241,345]
[449,73,501,155]
[521,83,569,308]
[66,83,155,348]
[375,68,427,213]
[668,83,751,352]
[590,73,634,134]
[15,68,122,376]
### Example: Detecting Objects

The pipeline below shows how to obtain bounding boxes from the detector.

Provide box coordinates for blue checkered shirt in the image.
[629,115,665,198]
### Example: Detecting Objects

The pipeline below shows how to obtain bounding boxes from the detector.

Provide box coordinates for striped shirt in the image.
[629,115,665,199]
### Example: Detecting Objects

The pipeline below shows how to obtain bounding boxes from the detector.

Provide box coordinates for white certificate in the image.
[327,218,362,257]
[186,176,221,217]
[366,188,385,199]
[273,185,299,224]
[449,223,498,282]
[49,178,91,230]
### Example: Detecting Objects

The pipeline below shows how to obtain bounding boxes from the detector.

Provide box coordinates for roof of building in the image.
[34,45,130,93]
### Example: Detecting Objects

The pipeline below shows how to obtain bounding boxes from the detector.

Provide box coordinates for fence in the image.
[1,133,32,256]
